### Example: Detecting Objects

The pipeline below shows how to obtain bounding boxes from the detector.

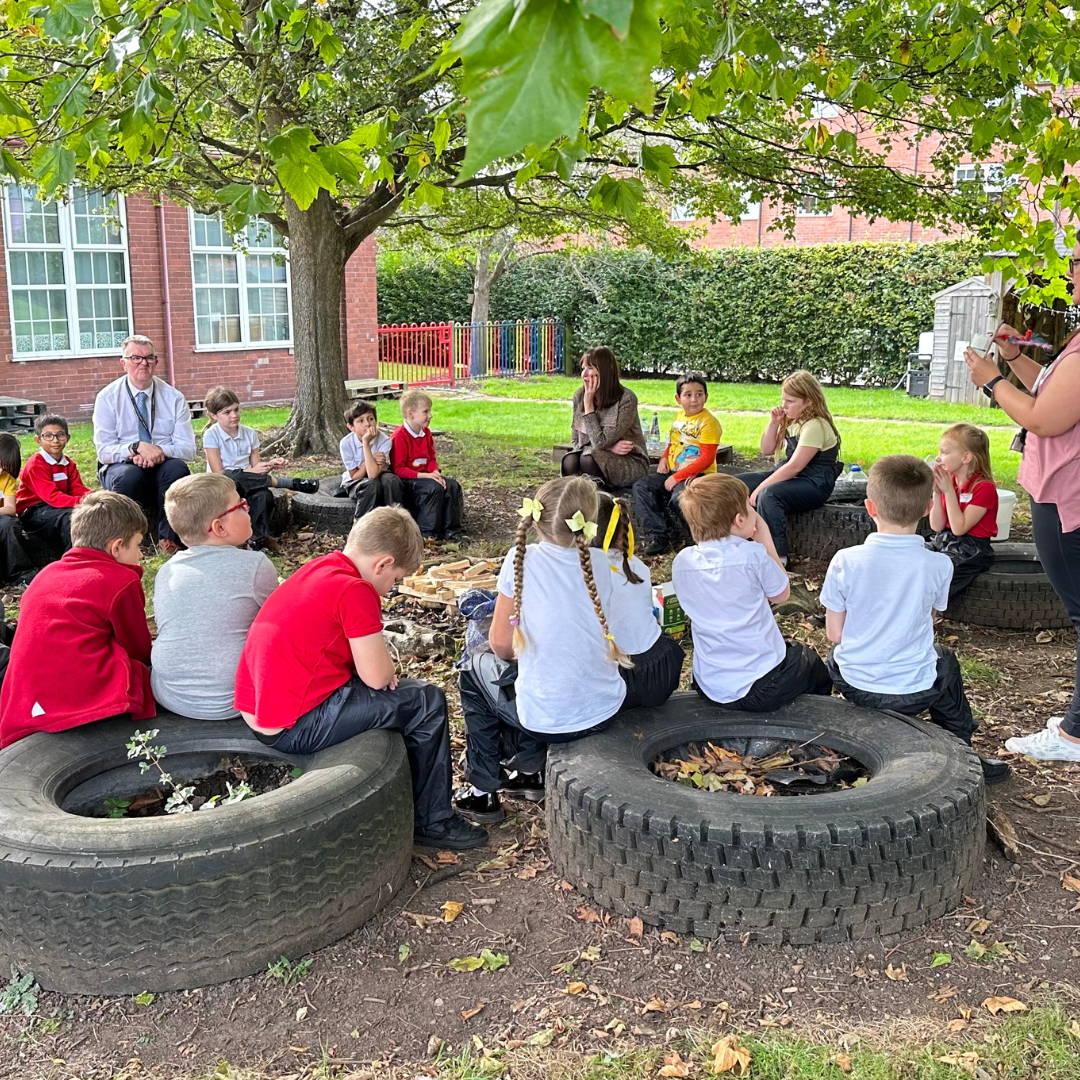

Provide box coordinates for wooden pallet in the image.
[345,378,405,402]
[550,441,734,467]
[187,399,208,420]
[0,397,47,433]
[398,557,500,610]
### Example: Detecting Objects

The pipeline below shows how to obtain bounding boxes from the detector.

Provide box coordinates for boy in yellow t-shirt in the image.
[632,374,723,556]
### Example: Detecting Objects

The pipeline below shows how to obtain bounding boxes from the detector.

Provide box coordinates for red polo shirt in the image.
[940,474,998,539]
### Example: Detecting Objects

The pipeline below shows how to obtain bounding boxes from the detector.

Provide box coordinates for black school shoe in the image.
[500,771,545,802]
[453,788,506,824]
[291,477,320,494]
[414,812,490,850]
[980,757,1012,785]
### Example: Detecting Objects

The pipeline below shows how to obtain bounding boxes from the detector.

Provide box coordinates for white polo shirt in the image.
[604,552,661,656]
[202,424,260,471]
[340,430,393,485]
[821,532,952,695]
[671,537,788,703]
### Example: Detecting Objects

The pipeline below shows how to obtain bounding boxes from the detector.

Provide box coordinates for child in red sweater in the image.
[1,491,154,747]
[390,390,465,541]
[17,413,92,551]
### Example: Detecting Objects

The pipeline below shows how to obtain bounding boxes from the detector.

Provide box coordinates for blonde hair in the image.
[679,473,751,542]
[512,476,632,668]
[70,491,147,552]
[165,473,237,545]
[592,492,642,584]
[400,389,432,416]
[941,423,994,485]
[867,455,934,527]
[345,506,424,573]
[775,371,840,456]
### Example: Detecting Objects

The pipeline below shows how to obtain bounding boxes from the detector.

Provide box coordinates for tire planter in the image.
[291,477,353,535]
[0,715,413,995]
[943,542,1071,630]
[547,693,985,945]
[270,485,292,534]
[786,497,931,563]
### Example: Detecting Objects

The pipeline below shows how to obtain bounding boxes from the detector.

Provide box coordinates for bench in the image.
[550,442,734,467]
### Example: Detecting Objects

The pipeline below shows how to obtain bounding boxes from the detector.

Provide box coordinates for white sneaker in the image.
[1046,716,1064,732]
[1005,726,1080,761]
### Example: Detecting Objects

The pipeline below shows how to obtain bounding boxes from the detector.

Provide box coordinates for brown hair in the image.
[512,476,631,667]
[580,346,624,411]
[204,385,240,416]
[344,400,377,425]
[592,492,642,584]
[867,455,934,527]
[0,432,21,479]
[345,505,424,574]
[400,389,432,416]
[774,371,840,455]
[679,473,750,543]
[941,423,994,485]
[34,413,69,436]
[165,473,237,546]
[70,491,147,552]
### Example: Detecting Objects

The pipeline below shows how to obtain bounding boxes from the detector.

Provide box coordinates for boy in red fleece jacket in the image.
[17,413,92,551]
[1,491,154,747]
[390,390,465,541]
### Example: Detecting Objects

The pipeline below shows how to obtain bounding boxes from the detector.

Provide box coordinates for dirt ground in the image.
[1,479,1078,1079]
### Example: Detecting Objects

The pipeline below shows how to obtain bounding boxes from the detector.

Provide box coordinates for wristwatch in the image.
[129,441,140,457]
[982,375,1004,399]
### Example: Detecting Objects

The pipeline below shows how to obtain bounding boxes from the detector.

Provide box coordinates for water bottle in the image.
[647,412,661,452]
[848,463,863,480]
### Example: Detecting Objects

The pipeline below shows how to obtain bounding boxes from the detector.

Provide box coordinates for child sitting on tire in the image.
[202,385,319,552]
[0,492,154,748]
[338,401,405,520]
[672,472,832,711]
[234,506,487,851]
[454,477,684,825]
[927,423,998,597]
[821,455,1009,784]
[0,433,37,586]
[151,474,278,721]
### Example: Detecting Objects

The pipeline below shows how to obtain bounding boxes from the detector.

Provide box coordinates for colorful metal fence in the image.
[378,318,564,386]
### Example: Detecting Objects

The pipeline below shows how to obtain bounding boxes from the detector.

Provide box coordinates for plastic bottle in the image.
[647,412,661,452]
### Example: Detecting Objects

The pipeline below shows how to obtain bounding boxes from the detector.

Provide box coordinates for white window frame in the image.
[188,210,293,351]
[2,184,134,362]
[953,163,1005,195]
[796,193,833,216]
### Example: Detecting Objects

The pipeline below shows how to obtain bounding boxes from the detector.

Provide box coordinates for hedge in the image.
[376,241,983,385]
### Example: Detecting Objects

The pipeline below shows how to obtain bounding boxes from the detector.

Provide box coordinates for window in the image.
[796,194,832,216]
[670,202,697,223]
[190,213,291,347]
[3,185,131,357]
[954,164,1005,195]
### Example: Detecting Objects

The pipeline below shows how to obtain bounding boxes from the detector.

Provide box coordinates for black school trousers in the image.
[459,634,684,793]
[738,471,833,558]
[400,476,463,538]
[19,503,74,552]
[632,472,688,542]
[345,472,406,520]
[696,641,832,712]
[99,458,190,544]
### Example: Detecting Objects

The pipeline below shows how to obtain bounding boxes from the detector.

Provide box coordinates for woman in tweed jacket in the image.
[561,347,650,489]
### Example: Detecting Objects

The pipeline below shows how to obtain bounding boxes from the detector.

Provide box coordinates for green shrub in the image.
[376,241,982,385]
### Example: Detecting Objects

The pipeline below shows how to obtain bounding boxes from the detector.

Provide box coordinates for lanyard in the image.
[124,379,156,436]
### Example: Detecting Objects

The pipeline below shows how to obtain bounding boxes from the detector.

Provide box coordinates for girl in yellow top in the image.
[735,371,843,564]
[0,433,36,586]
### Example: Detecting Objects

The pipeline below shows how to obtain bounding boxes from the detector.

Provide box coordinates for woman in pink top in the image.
[965,244,1080,762]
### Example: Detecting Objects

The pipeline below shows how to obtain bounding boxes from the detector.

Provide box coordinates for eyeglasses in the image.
[38,432,69,441]
[123,354,158,366]
[1069,258,1080,274]
[209,499,249,532]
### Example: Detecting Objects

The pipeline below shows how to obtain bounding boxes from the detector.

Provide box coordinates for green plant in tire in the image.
[267,956,313,987]
[0,967,39,1017]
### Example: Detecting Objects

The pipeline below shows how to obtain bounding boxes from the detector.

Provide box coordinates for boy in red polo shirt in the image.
[1,492,153,747]
[234,506,486,851]
[390,390,465,541]
[17,413,92,552]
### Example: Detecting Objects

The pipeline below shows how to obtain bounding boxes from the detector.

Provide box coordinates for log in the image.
[383,620,458,661]
[987,801,1021,862]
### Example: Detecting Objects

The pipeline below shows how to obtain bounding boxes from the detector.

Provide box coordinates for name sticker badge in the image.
[959,493,973,504]
[412,457,428,468]
[52,472,67,482]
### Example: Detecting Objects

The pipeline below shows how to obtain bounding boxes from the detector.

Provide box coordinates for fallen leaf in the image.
[448,955,484,972]
[947,1019,969,1033]
[417,855,440,871]
[402,911,440,929]
[295,1006,308,1022]
[1036,630,1054,643]
[710,1036,751,1076]
[830,1053,852,1074]
[514,866,539,880]
[478,949,509,971]
[935,1052,980,1074]
[579,945,601,962]
[885,962,908,981]
[557,880,575,890]
[659,1051,692,1077]
[684,1000,705,1010]
[1068,1020,1080,1039]
[967,918,992,935]
[935,986,959,1003]
[133,992,155,1007]
[660,931,680,944]
[1063,875,1080,893]
[398,943,411,963]
[576,906,602,924]
[567,982,588,995]
[931,952,952,968]
[982,996,1029,1015]
[627,916,644,939]
[689,937,706,953]
[526,1029,556,1047]
[442,901,464,923]
[436,850,460,865]
[1030,793,1052,807]
[461,1005,485,1021]
[643,998,669,1013]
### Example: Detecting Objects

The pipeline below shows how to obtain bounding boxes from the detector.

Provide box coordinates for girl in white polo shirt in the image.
[455,476,682,824]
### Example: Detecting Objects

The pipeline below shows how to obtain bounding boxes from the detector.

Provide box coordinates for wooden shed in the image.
[928,277,999,406]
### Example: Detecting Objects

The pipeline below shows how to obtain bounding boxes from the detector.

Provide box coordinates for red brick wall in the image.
[0,194,379,417]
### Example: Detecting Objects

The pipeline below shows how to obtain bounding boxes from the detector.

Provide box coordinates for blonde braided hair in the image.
[512,476,632,667]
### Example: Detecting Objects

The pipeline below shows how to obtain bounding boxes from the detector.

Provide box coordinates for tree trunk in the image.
[470,230,513,325]
[264,189,350,457]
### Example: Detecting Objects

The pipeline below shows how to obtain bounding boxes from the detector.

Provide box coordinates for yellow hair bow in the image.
[518,496,544,521]
[565,510,598,541]
[602,502,635,562]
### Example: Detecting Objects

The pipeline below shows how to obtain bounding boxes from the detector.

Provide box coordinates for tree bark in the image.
[469,230,513,326]
[264,189,351,457]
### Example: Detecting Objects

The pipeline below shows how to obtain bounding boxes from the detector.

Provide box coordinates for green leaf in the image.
[0,89,32,122]
[433,117,452,158]
[640,143,678,185]
[930,952,952,968]
[412,180,445,208]
[448,955,485,972]
[133,992,155,1006]
[218,183,275,220]
[400,14,427,50]
[398,943,411,964]
[289,766,304,780]
[315,144,361,187]
[581,0,634,37]
[42,0,95,40]
[34,144,76,194]
[479,949,510,971]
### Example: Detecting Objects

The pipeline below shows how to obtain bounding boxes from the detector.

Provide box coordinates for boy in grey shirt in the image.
[151,473,278,719]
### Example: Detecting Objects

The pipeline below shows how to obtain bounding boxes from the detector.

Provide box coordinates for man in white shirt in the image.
[92,335,195,552]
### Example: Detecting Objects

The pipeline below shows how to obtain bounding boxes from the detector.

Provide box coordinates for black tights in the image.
[561,451,605,479]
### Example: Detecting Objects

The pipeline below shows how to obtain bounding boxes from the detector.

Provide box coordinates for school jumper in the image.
[737,418,842,557]
[339,430,404,520]
[390,423,463,538]
[16,449,92,551]
[926,473,998,597]
[0,548,154,747]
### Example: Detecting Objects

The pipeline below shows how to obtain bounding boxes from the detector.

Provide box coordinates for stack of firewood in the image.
[398,558,500,610]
